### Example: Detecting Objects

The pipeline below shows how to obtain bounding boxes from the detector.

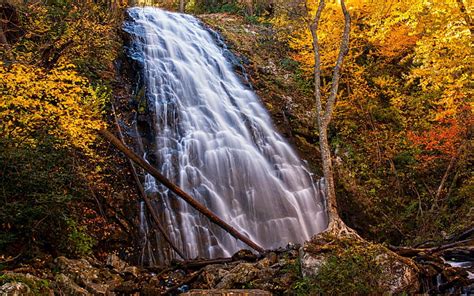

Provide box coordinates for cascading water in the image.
[124,7,328,262]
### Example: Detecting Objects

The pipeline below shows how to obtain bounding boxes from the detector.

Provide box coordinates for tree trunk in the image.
[308,0,356,235]
[0,22,10,51]
[179,0,185,12]
[456,0,474,36]
[246,0,254,15]
[99,129,265,254]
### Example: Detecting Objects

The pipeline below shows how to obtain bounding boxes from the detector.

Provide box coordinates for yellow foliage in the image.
[0,63,106,152]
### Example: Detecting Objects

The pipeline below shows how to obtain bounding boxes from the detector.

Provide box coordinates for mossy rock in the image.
[298,233,420,294]
[0,272,52,296]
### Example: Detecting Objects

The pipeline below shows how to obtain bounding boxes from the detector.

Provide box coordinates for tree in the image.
[307,0,353,233]
[0,63,106,153]
[271,0,472,242]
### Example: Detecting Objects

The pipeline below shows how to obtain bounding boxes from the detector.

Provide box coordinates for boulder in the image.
[299,235,421,294]
[215,263,259,289]
[55,274,90,296]
[54,256,122,295]
[375,253,420,294]
[0,272,53,296]
[106,254,128,272]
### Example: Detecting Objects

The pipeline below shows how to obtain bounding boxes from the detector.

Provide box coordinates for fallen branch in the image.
[389,238,473,257]
[172,257,234,269]
[111,105,186,260]
[0,252,22,264]
[447,226,474,243]
[99,129,265,254]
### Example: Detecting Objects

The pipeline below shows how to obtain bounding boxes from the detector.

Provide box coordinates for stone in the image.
[55,274,90,296]
[123,266,140,278]
[112,280,140,294]
[182,289,271,296]
[215,263,259,289]
[375,253,420,294]
[198,265,230,288]
[299,238,421,294]
[106,254,128,271]
[231,250,258,262]
[0,282,31,296]
[299,248,326,277]
[54,256,122,295]
[254,252,279,269]
[0,272,52,296]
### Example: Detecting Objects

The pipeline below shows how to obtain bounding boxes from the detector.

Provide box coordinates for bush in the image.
[0,138,87,256]
[63,219,96,257]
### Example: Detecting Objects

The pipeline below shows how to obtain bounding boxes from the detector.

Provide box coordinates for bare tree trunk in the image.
[0,22,10,51]
[180,0,185,12]
[433,156,456,208]
[308,0,355,235]
[99,129,265,253]
[246,0,254,15]
[456,0,474,36]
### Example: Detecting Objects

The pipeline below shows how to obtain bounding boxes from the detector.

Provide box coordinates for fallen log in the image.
[99,129,265,254]
[172,257,235,269]
[447,226,474,243]
[390,238,473,293]
[111,105,186,260]
[389,238,473,257]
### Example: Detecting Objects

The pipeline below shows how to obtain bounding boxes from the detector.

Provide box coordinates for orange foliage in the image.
[408,118,465,164]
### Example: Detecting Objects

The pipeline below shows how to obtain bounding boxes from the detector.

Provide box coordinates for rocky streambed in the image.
[4,232,470,295]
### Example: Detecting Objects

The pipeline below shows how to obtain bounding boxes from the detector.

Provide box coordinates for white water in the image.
[124,7,327,261]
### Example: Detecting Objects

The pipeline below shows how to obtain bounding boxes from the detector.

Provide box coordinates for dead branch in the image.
[389,238,473,257]
[111,104,186,260]
[99,129,265,254]
[172,257,234,269]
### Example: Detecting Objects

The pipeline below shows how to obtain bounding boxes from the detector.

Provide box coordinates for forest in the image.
[0,0,472,294]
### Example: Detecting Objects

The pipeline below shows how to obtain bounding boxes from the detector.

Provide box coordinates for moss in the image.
[295,235,387,295]
[0,273,51,295]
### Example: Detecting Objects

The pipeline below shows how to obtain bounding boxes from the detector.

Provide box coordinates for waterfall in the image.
[124,7,328,262]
